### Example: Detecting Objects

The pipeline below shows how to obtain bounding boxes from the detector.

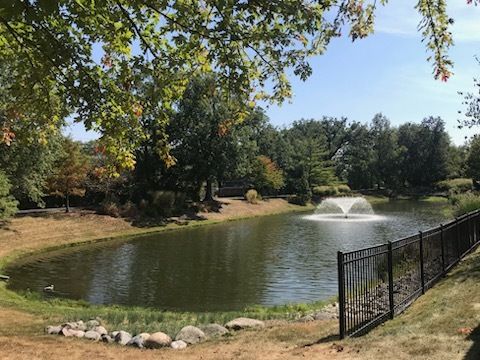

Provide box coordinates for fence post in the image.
[337,251,346,339]
[455,217,460,261]
[419,231,425,294]
[387,242,394,319]
[440,224,445,274]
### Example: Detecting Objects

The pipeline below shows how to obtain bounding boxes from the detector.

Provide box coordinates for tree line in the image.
[0,75,479,219]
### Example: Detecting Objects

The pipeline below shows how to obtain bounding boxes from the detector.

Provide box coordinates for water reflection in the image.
[6,200,448,311]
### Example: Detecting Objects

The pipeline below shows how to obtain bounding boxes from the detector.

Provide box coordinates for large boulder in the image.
[70,330,85,338]
[45,325,62,335]
[175,326,206,345]
[171,340,187,350]
[60,327,76,337]
[102,334,114,344]
[84,330,101,341]
[199,324,229,338]
[144,332,172,349]
[225,318,265,331]
[94,326,108,336]
[127,333,150,348]
[114,330,132,346]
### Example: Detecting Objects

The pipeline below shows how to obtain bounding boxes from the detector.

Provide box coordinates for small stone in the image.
[175,326,206,345]
[84,330,101,341]
[225,318,265,331]
[171,340,187,350]
[101,334,114,344]
[145,332,172,349]
[94,326,108,336]
[111,331,119,338]
[114,330,132,346]
[199,324,229,338]
[46,325,62,335]
[127,333,150,348]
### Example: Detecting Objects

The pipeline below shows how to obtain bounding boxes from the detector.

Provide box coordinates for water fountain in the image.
[303,197,386,222]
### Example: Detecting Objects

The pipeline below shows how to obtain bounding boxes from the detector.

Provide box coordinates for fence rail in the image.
[338,209,480,338]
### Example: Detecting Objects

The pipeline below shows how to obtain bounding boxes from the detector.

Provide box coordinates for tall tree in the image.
[0,127,63,207]
[48,138,90,212]
[0,170,18,220]
[169,75,250,201]
[0,0,467,170]
[250,156,285,195]
[339,123,376,189]
[370,114,400,189]
[397,117,450,187]
[467,135,480,187]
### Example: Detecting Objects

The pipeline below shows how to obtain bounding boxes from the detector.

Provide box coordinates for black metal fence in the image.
[337,209,480,338]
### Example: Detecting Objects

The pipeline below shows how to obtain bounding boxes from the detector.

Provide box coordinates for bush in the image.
[313,185,338,197]
[0,171,18,220]
[336,184,351,194]
[149,190,177,217]
[121,201,138,218]
[436,178,473,194]
[287,194,309,206]
[451,193,480,216]
[99,200,121,217]
[245,189,260,204]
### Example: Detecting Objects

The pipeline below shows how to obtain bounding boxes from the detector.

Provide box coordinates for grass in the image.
[0,280,333,337]
[0,197,478,359]
[0,199,319,338]
[362,194,448,205]
[339,246,480,360]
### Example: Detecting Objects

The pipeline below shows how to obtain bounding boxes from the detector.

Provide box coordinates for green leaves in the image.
[0,0,466,172]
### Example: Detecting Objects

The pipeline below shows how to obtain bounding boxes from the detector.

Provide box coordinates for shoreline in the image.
[0,198,315,271]
[0,198,322,338]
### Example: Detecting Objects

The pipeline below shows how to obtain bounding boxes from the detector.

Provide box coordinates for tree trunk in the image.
[65,193,70,213]
[203,178,214,202]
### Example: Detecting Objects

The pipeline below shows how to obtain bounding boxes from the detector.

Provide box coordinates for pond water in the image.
[6,200,449,312]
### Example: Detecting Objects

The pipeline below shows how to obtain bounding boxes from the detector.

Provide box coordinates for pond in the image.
[6,200,448,312]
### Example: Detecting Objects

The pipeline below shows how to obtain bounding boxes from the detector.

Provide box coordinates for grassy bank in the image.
[361,194,448,204]
[0,197,478,359]
[0,198,318,337]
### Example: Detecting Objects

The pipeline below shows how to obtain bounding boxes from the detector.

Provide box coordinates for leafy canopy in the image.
[0,0,472,170]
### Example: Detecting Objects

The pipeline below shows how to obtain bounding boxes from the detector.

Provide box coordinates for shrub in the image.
[245,189,260,204]
[336,184,352,194]
[149,190,177,217]
[0,171,18,220]
[436,178,473,194]
[313,185,338,197]
[99,200,121,217]
[451,193,480,216]
[287,194,309,206]
[121,201,138,218]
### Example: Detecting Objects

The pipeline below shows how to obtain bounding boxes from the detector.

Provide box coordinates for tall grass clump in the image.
[245,189,260,204]
[450,192,480,216]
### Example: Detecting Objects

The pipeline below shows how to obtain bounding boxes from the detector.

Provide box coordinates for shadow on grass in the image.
[302,333,340,347]
[446,249,480,284]
[465,325,480,360]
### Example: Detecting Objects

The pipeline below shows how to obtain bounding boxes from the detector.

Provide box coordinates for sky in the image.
[64,1,480,145]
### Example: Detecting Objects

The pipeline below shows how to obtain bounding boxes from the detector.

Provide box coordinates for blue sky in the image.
[65,1,480,145]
